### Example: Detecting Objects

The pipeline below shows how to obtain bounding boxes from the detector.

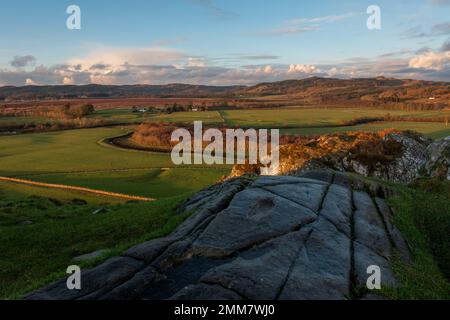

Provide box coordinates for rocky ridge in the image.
[231,132,450,184]
[27,170,410,300]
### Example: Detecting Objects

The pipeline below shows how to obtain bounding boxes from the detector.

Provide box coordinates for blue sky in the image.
[0,0,449,85]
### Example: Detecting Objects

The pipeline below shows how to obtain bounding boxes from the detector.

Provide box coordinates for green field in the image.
[0,126,230,299]
[282,121,450,139]
[91,109,224,125]
[0,190,191,299]
[148,110,224,124]
[220,108,449,128]
[0,116,48,126]
[88,108,147,123]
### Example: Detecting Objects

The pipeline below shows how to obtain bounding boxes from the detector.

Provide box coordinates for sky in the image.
[0,0,449,86]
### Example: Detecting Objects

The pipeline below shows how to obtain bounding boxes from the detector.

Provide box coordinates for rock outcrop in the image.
[425,136,450,180]
[27,170,410,300]
[231,131,449,184]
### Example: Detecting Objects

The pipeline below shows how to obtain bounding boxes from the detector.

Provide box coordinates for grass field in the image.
[147,110,224,125]
[0,126,229,299]
[282,121,450,139]
[0,192,191,299]
[220,108,449,128]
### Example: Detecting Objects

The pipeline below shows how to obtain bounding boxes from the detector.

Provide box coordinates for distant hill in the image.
[1,77,449,109]
[238,77,450,109]
[0,84,244,101]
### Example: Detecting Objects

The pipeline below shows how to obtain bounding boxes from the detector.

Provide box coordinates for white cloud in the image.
[288,64,318,74]
[63,77,75,85]
[287,13,355,25]
[69,45,186,71]
[409,51,450,70]
[269,26,319,35]
[25,78,36,85]
[186,57,207,67]
[2,40,450,86]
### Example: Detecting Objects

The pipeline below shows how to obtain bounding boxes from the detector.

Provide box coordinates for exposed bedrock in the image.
[27,170,410,300]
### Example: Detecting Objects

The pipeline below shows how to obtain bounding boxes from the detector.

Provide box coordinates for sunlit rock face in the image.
[230,131,449,184]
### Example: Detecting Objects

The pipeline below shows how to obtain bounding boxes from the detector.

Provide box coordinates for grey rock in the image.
[28,170,408,300]
[26,257,144,300]
[99,266,162,300]
[353,191,392,259]
[425,138,450,180]
[374,197,411,262]
[169,284,243,300]
[200,229,312,300]
[279,218,352,300]
[191,187,317,257]
[73,249,108,262]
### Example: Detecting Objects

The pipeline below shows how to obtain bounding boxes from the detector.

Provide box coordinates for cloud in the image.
[377,49,414,58]
[287,13,355,25]
[25,78,36,85]
[288,64,318,74]
[403,22,450,38]
[430,0,450,5]
[2,41,450,86]
[235,54,280,61]
[269,26,319,36]
[186,57,207,67]
[441,39,450,51]
[69,45,186,69]
[152,37,187,46]
[10,55,36,68]
[191,0,238,18]
[432,22,450,36]
[409,51,450,70]
[266,12,354,36]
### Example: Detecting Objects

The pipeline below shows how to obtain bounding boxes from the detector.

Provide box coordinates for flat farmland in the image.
[219,108,449,128]
[0,127,229,199]
[281,121,450,139]
[147,110,224,125]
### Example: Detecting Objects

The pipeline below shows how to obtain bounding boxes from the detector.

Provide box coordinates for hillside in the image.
[1,77,449,110]
[0,84,243,101]
[239,77,450,109]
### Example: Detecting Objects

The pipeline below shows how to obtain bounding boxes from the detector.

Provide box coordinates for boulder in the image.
[27,171,409,300]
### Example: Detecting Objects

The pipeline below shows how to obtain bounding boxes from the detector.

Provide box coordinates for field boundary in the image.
[0,176,156,202]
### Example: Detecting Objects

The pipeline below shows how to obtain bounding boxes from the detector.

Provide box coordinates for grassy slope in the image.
[0,127,229,299]
[0,192,191,299]
[384,179,450,299]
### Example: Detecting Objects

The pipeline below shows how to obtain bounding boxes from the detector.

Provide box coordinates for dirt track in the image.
[0,176,156,202]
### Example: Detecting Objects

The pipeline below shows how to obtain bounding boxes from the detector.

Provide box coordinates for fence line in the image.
[0,176,155,202]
